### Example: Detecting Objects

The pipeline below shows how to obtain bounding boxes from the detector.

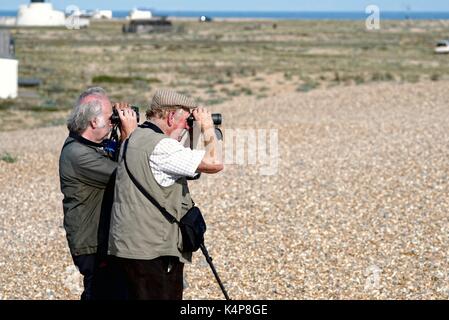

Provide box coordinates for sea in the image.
[1,10,449,20]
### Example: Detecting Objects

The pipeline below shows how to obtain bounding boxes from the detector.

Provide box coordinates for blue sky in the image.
[1,0,449,11]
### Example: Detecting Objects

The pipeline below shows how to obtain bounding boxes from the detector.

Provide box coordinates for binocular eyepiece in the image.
[187,113,222,128]
[111,106,140,125]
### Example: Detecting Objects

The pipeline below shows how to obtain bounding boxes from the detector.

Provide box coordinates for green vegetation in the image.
[0,99,14,111]
[92,75,161,84]
[431,73,440,81]
[1,152,18,163]
[297,82,319,93]
[1,19,448,131]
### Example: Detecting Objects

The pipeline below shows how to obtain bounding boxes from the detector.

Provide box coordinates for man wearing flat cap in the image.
[108,89,223,299]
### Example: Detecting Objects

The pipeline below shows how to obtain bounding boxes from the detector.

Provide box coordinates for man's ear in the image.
[167,111,175,127]
[90,117,98,129]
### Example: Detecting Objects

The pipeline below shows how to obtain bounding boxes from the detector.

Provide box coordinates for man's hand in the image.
[192,107,223,174]
[113,102,130,111]
[113,102,138,141]
[192,107,214,132]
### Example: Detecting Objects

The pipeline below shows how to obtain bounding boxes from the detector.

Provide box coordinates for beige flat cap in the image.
[150,89,198,110]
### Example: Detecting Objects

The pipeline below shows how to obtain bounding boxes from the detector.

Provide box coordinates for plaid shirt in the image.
[149,138,205,187]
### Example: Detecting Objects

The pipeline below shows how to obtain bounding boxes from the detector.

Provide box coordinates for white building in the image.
[127,8,153,20]
[16,0,66,27]
[0,32,18,99]
[92,10,113,20]
[0,59,18,99]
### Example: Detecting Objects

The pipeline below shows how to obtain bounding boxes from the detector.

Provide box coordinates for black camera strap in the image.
[139,121,164,134]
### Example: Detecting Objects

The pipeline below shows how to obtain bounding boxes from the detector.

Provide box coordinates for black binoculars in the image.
[111,106,140,125]
[187,113,222,128]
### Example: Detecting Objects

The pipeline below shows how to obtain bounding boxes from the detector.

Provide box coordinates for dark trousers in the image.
[117,256,184,300]
[72,254,128,300]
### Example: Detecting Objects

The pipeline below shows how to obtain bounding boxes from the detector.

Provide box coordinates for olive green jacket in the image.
[59,134,117,256]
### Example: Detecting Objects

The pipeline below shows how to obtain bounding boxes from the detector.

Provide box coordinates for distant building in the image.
[0,31,18,99]
[123,18,172,33]
[17,0,66,27]
[92,10,113,20]
[0,0,90,28]
[127,8,153,20]
[123,8,172,34]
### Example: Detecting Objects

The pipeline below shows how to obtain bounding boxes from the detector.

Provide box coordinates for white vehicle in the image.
[434,40,449,54]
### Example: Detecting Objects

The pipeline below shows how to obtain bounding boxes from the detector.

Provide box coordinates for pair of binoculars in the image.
[111,106,140,125]
[187,113,222,128]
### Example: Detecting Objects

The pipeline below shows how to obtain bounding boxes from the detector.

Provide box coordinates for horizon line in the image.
[1,8,449,13]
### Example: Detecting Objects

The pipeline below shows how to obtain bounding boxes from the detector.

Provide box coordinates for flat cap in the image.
[150,89,198,110]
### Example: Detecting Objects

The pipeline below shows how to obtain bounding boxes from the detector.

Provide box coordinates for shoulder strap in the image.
[139,121,164,134]
[122,138,179,225]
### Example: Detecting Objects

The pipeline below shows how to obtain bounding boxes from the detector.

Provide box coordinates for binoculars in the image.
[187,113,222,128]
[111,106,140,125]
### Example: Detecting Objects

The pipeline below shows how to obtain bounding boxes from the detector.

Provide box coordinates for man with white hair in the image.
[59,87,137,300]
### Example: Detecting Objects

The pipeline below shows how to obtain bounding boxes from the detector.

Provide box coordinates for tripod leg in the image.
[200,244,230,300]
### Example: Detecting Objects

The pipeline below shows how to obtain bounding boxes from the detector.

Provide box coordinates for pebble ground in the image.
[1,81,448,299]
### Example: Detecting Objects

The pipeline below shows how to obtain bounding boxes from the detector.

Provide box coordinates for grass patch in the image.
[205,88,218,94]
[27,100,59,112]
[29,106,60,112]
[0,100,14,111]
[371,72,395,82]
[1,152,18,163]
[44,117,67,127]
[297,81,319,92]
[241,87,253,95]
[216,78,233,85]
[354,74,365,85]
[284,72,293,80]
[221,87,240,97]
[206,98,227,105]
[92,75,161,84]
[431,74,440,81]
[333,72,341,83]
[401,74,420,83]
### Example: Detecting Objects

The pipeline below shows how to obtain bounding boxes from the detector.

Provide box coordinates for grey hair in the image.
[75,87,107,105]
[67,87,108,134]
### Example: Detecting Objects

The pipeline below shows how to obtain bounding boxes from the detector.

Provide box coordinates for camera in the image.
[187,113,222,128]
[111,105,140,125]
